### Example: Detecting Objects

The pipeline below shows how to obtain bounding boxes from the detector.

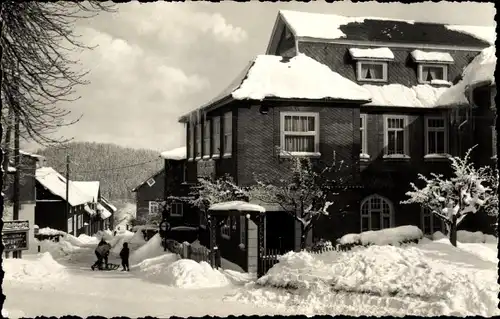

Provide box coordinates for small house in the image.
[132,168,166,223]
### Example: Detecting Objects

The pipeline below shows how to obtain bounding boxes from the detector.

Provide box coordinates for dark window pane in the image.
[396,130,405,154]
[371,212,381,230]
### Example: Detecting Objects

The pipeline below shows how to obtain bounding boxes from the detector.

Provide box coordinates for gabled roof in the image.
[35,167,93,206]
[73,181,100,201]
[268,10,493,52]
[100,196,117,212]
[179,54,371,122]
[132,168,164,192]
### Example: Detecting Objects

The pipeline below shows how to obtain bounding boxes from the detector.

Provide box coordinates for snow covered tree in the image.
[250,154,348,250]
[401,147,498,246]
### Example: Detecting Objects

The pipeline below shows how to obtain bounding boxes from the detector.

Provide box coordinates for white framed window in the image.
[421,207,445,235]
[221,216,231,239]
[418,64,448,84]
[146,178,155,187]
[148,201,160,215]
[360,194,394,232]
[200,212,207,229]
[203,120,210,158]
[212,117,221,158]
[67,216,73,233]
[356,61,388,82]
[360,114,368,158]
[492,125,497,158]
[195,123,202,159]
[384,115,408,156]
[280,112,320,156]
[239,215,246,247]
[223,112,232,156]
[171,202,184,217]
[425,116,448,155]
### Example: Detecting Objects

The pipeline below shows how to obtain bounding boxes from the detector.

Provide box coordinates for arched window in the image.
[360,195,394,232]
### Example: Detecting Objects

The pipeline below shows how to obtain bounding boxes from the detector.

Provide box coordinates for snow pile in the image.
[432,231,448,240]
[160,146,187,160]
[237,244,499,316]
[37,227,65,236]
[128,228,147,245]
[129,233,165,265]
[163,259,231,289]
[36,238,81,259]
[410,50,454,63]
[457,230,488,243]
[76,234,99,246]
[3,252,67,284]
[349,47,394,60]
[35,167,93,206]
[445,24,496,45]
[362,84,448,108]
[279,10,414,40]
[134,253,180,280]
[231,54,371,102]
[338,225,423,246]
[437,45,496,106]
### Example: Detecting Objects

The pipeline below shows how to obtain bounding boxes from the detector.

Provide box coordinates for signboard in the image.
[197,160,215,179]
[2,220,30,252]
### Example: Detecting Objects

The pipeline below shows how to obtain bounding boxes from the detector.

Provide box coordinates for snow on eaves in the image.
[19,150,44,159]
[362,84,449,108]
[349,47,395,60]
[160,146,186,160]
[231,54,371,102]
[279,10,414,40]
[209,201,266,213]
[35,167,93,207]
[101,197,117,212]
[445,24,496,45]
[410,50,454,63]
[436,45,496,107]
[97,203,112,219]
[73,181,100,202]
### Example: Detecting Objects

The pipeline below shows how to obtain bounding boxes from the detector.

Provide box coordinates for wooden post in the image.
[257,213,265,277]
[65,154,71,235]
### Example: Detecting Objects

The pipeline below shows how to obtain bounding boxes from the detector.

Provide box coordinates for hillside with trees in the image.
[36,142,164,201]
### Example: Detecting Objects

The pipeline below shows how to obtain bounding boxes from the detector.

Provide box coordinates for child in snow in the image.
[119,242,130,271]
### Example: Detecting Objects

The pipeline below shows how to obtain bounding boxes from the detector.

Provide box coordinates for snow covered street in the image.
[2,229,498,318]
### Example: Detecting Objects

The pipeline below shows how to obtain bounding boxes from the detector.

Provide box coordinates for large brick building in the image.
[177,10,496,256]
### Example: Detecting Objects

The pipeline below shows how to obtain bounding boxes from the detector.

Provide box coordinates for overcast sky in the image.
[25,1,496,152]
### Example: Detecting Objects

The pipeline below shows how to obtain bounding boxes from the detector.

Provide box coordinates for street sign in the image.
[160,221,170,232]
[2,220,30,252]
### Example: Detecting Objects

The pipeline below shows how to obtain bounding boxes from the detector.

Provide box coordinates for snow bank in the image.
[457,230,487,243]
[362,84,448,108]
[338,225,423,246]
[163,259,230,289]
[231,54,371,102]
[3,252,67,284]
[160,146,186,160]
[349,47,394,60]
[248,244,499,316]
[36,238,81,259]
[76,234,99,246]
[129,234,165,265]
[37,227,65,236]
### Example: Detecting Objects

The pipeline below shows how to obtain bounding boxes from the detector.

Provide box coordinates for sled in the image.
[91,263,121,271]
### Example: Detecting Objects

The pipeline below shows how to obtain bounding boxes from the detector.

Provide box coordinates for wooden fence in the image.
[165,239,215,265]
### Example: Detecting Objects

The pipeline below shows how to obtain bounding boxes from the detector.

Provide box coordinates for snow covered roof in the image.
[84,204,97,216]
[36,167,93,206]
[73,181,100,202]
[19,150,44,160]
[445,24,497,45]
[231,54,371,101]
[100,197,117,212]
[348,47,395,60]
[132,168,164,192]
[436,45,496,107]
[410,50,454,64]
[362,84,449,108]
[209,201,266,213]
[160,146,186,161]
[276,10,493,46]
[97,202,112,219]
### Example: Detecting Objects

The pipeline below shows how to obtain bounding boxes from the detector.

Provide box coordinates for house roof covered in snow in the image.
[100,196,117,212]
[269,10,494,49]
[179,54,371,122]
[160,146,187,161]
[132,168,164,192]
[436,45,496,107]
[35,167,93,207]
[361,84,450,108]
[73,181,100,202]
[19,150,45,160]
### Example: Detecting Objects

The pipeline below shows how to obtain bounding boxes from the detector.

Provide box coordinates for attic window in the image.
[356,61,388,82]
[146,178,155,187]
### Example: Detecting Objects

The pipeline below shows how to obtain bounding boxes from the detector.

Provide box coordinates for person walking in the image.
[119,242,130,271]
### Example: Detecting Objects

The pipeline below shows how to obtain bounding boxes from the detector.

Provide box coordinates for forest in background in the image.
[36,141,164,201]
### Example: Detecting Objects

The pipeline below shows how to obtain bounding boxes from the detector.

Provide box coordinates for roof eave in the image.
[261,96,371,105]
[178,95,236,123]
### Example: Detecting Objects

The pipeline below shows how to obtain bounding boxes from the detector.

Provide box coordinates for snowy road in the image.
[3,247,286,318]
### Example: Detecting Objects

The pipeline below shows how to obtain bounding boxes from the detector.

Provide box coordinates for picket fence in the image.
[165,239,215,264]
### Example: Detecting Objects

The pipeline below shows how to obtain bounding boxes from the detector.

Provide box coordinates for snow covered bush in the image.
[402,147,498,246]
[337,226,423,250]
[250,154,348,249]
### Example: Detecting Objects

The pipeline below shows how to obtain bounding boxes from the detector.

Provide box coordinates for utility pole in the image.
[66,154,71,235]
[12,108,21,259]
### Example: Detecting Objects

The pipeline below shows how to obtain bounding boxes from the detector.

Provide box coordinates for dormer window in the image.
[349,48,394,83]
[411,50,454,85]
